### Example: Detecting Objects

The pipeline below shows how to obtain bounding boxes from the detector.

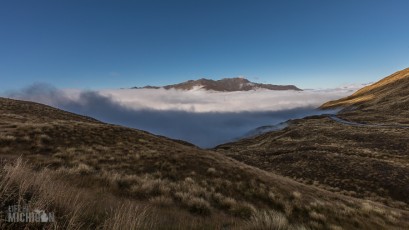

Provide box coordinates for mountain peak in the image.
[134,77,301,92]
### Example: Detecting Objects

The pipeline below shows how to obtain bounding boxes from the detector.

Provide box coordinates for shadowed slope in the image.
[216,68,409,229]
[216,116,409,206]
[1,97,408,229]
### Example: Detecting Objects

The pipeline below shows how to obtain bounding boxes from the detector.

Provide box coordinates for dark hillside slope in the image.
[1,97,407,229]
[216,68,409,228]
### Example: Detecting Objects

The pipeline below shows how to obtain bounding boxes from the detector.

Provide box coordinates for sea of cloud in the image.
[5,84,360,148]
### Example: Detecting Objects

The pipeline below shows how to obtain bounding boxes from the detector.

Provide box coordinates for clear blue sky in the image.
[1,0,409,92]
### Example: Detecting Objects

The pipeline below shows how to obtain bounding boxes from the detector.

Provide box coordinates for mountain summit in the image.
[134,77,301,91]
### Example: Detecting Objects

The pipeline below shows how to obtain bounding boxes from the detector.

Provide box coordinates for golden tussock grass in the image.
[2,97,409,229]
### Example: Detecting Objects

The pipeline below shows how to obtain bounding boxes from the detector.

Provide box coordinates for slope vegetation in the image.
[321,68,409,124]
[1,97,407,229]
[216,68,409,229]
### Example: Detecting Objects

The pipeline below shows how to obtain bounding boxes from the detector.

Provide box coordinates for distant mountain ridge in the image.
[133,77,301,91]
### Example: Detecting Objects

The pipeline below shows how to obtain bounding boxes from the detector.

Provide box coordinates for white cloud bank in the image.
[6,85,362,148]
[98,87,357,113]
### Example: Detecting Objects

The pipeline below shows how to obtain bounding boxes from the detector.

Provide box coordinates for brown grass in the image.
[217,116,409,210]
[0,158,246,229]
[1,97,409,229]
[321,67,409,124]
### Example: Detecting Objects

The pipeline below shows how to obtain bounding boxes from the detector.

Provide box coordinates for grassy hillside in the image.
[216,68,409,229]
[1,97,408,229]
[216,116,409,207]
[321,68,409,124]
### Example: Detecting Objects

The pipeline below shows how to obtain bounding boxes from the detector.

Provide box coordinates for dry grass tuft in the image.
[1,97,409,229]
[246,210,289,230]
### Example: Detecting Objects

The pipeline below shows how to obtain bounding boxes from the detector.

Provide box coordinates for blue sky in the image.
[1,0,409,92]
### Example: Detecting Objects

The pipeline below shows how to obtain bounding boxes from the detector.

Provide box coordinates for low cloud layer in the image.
[98,88,356,113]
[6,84,356,148]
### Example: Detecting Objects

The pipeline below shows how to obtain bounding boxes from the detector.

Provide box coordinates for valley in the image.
[1,68,409,229]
